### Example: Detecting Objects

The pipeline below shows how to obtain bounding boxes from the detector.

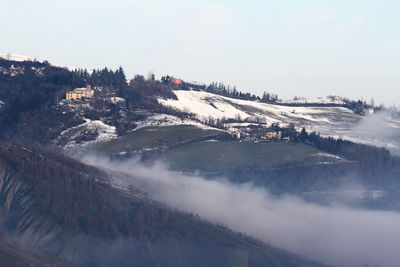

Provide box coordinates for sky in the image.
[1,0,399,105]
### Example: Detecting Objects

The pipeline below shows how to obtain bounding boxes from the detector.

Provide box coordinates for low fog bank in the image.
[83,155,400,267]
[322,110,400,155]
[354,111,400,153]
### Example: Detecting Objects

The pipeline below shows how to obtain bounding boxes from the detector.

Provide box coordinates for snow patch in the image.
[134,114,219,131]
[0,64,25,76]
[279,96,345,105]
[30,66,45,76]
[312,152,345,160]
[57,118,117,150]
[0,53,77,71]
[109,97,125,104]
[0,53,32,62]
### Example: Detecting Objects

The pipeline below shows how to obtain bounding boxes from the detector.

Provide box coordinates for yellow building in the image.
[66,85,94,100]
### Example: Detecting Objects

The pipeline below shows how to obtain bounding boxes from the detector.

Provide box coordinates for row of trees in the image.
[296,128,400,184]
[0,59,82,140]
[261,92,279,102]
[169,79,280,103]
[73,67,127,88]
[120,75,177,110]
[0,60,134,142]
[217,126,400,194]
[344,99,373,115]
[204,82,279,103]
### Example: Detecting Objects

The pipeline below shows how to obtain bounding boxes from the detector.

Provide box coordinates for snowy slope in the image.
[0,53,76,71]
[279,96,345,105]
[135,114,219,130]
[158,90,360,129]
[0,53,32,62]
[158,90,400,155]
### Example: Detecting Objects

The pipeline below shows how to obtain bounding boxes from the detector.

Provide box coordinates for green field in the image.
[94,125,323,173]
[94,125,222,154]
[165,141,320,172]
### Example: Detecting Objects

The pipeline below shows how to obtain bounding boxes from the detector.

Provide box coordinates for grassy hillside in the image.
[95,125,222,154]
[165,141,320,172]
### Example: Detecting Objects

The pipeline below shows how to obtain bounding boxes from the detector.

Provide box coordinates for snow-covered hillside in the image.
[158,90,400,154]
[158,90,360,130]
[0,53,32,62]
[0,53,76,71]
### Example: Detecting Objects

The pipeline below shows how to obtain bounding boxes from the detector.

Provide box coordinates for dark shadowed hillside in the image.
[0,142,324,267]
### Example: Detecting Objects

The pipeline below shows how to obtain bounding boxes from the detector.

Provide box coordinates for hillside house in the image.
[66,85,94,100]
[260,130,278,140]
[230,131,241,139]
[109,97,125,104]
[170,78,183,86]
[364,108,374,115]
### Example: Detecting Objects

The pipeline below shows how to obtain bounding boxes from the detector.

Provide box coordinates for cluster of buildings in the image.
[231,128,282,142]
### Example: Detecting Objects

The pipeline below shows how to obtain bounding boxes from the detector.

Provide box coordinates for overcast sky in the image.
[1,0,399,105]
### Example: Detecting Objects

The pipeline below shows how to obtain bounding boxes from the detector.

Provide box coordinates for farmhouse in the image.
[170,78,183,86]
[109,97,125,104]
[66,85,94,100]
[231,131,241,139]
[260,130,277,140]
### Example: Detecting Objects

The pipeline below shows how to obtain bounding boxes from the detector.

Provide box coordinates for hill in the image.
[158,90,361,133]
[0,142,324,267]
[95,125,223,156]
[2,56,399,196]
[2,56,396,156]
[1,56,400,266]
